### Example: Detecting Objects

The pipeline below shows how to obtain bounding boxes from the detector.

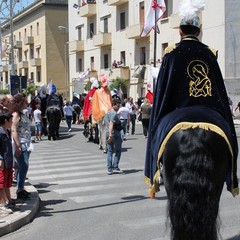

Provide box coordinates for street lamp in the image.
[58,25,68,99]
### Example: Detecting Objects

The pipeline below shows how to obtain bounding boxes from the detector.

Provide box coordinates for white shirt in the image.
[118,107,130,120]
[33,109,42,123]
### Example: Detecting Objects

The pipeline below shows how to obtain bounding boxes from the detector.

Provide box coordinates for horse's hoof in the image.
[48,136,51,140]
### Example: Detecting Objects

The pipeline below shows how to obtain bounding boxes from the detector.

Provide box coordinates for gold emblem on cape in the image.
[187,60,212,98]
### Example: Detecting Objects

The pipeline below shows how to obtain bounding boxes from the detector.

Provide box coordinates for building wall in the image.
[225,0,240,100]
[0,0,68,96]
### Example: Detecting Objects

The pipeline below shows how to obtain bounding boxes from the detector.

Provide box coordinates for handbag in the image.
[113,121,124,131]
[138,113,142,121]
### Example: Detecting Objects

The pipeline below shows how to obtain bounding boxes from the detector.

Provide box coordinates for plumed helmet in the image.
[147,83,152,91]
[100,73,109,87]
[179,0,205,28]
[90,77,99,89]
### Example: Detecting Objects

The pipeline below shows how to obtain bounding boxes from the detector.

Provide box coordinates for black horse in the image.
[46,107,62,140]
[162,127,230,240]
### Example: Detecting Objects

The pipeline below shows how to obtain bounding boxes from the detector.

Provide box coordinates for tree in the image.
[109,77,127,94]
[22,85,38,96]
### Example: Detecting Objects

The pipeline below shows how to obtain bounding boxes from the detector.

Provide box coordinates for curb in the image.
[0,184,39,237]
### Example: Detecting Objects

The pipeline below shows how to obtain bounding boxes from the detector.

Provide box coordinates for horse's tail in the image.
[167,128,228,240]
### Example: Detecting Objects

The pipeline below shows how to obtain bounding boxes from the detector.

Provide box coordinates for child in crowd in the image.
[33,104,42,141]
[0,111,14,214]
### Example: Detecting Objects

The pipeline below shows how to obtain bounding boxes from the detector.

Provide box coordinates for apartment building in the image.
[68,0,240,102]
[0,0,68,97]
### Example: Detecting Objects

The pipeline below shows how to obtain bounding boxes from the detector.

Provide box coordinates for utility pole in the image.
[0,0,20,92]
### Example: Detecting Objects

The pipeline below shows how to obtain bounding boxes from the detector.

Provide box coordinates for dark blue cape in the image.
[144,37,238,196]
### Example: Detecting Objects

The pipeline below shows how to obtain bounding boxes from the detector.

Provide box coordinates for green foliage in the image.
[109,77,127,92]
[0,89,10,94]
[22,85,38,96]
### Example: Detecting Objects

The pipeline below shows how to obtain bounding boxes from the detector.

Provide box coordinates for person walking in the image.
[125,97,137,135]
[117,102,130,140]
[33,104,42,141]
[11,93,33,200]
[105,98,123,175]
[139,98,152,138]
[64,101,75,132]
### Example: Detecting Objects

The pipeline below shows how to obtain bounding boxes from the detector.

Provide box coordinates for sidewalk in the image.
[0,181,39,237]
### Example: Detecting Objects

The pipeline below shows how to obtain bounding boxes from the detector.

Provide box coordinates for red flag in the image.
[140,0,166,37]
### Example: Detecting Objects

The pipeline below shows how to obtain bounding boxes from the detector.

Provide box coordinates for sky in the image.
[0,0,36,18]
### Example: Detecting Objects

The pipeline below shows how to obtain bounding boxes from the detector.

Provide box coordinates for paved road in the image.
[2,122,240,240]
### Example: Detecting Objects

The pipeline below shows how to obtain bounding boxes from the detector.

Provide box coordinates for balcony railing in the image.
[19,61,28,69]
[109,66,130,80]
[69,40,84,52]
[24,36,34,45]
[0,65,8,72]
[108,0,129,6]
[13,40,22,49]
[78,3,96,17]
[30,58,41,67]
[93,33,112,46]
[89,70,98,78]
[126,24,144,39]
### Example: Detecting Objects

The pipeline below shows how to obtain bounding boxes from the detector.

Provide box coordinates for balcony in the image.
[19,61,28,69]
[0,65,8,72]
[69,40,84,52]
[93,33,112,46]
[30,58,41,67]
[126,24,144,39]
[89,70,98,78]
[108,0,129,6]
[8,64,17,71]
[78,3,96,17]
[110,66,130,80]
[24,36,34,45]
[13,40,22,49]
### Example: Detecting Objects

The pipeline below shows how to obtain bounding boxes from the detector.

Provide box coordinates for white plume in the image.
[179,0,205,20]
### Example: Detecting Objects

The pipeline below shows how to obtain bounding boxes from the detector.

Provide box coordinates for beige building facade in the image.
[0,0,68,97]
[68,0,240,103]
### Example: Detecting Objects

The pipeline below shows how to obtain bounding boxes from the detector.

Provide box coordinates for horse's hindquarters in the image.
[162,128,230,240]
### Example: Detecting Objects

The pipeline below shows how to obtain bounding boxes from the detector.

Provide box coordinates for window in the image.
[120,12,126,30]
[24,28,27,37]
[18,32,21,40]
[78,58,83,72]
[140,47,146,65]
[77,27,82,40]
[30,46,34,59]
[30,25,33,36]
[90,57,94,70]
[37,69,41,83]
[140,2,145,25]
[162,43,168,56]
[162,0,169,18]
[19,50,22,62]
[103,18,108,33]
[30,72,34,81]
[120,51,126,65]
[24,50,28,61]
[37,22,39,35]
[36,47,41,58]
[104,54,109,69]
[89,23,94,38]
